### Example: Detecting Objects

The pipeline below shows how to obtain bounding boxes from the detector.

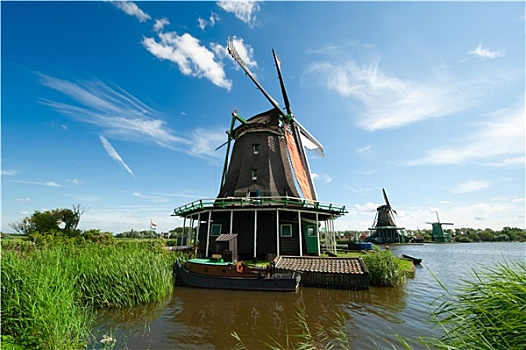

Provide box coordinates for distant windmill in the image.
[426,210,453,242]
[366,189,406,244]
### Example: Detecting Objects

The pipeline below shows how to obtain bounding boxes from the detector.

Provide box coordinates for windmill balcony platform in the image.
[172,196,347,217]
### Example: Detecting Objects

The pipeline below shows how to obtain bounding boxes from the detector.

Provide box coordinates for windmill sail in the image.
[285,125,315,201]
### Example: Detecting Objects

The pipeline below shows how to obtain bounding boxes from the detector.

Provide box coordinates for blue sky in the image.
[2,1,524,234]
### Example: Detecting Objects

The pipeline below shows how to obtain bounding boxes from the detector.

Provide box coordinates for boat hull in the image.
[175,264,301,292]
[401,254,422,265]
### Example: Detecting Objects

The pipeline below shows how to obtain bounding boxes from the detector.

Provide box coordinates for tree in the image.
[9,204,85,238]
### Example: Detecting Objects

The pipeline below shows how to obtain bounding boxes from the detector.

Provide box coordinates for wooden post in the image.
[253,209,258,259]
[230,210,234,234]
[298,211,303,256]
[276,209,280,256]
[195,213,201,256]
[316,212,320,256]
[205,211,212,257]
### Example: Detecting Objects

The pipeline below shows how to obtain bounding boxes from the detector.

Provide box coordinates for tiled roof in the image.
[274,256,368,275]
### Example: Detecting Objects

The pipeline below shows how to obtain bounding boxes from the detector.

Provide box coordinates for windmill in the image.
[171,39,346,260]
[426,210,453,242]
[366,189,406,244]
[220,38,324,202]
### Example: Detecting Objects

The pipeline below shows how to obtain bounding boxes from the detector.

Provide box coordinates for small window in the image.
[210,224,222,237]
[307,225,317,237]
[253,144,260,154]
[280,224,292,237]
[252,169,258,180]
[249,191,259,198]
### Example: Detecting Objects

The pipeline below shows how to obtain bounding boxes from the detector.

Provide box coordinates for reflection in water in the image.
[91,242,525,349]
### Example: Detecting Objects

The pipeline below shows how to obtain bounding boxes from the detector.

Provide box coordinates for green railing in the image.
[172,196,347,217]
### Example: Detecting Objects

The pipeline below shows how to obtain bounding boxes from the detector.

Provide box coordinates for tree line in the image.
[5,206,525,243]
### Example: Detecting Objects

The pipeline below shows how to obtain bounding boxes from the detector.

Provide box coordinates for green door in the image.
[302,222,319,254]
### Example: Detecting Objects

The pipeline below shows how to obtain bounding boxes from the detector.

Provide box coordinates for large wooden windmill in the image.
[366,189,406,244]
[172,39,346,260]
[427,210,453,242]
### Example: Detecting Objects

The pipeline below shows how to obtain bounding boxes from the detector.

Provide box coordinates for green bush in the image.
[362,250,407,287]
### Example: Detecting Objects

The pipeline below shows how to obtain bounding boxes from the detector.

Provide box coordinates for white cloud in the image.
[1,169,17,175]
[38,73,227,163]
[217,0,260,25]
[11,180,62,187]
[405,103,525,166]
[38,73,188,149]
[453,180,491,194]
[67,178,84,185]
[153,18,169,32]
[468,42,505,59]
[307,58,483,131]
[354,202,378,212]
[109,1,150,22]
[198,13,220,30]
[189,127,228,159]
[132,191,169,203]
[16,198,31,202]
[99,136,135,177]
[312,172,332,184]
[225,36,257,69]
[142,27,232,90]
[357,145,372,153]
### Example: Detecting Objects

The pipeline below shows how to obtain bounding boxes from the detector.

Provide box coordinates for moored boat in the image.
[400,254,422,265]
[174,256,301,292]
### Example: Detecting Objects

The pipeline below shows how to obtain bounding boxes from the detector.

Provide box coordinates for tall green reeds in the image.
[1,241,181,349]
[1,248,92,349]
[425,261,526,350]
[75,243,175,307]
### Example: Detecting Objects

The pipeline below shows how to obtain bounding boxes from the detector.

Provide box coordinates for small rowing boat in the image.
[400,254,422,265]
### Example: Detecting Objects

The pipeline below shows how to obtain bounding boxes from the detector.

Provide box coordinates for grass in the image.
[1,241,184,349]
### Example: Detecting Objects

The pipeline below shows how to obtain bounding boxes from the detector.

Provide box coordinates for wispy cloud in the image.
[453,180,491,194]
[1,169,17,175]
[142,19,232,90]
[99,136,135,177]
[189,127,228,159]
[306,58,484,131]
[132,192,169,203]
[404,103,525,167]
[11,180,62,187]
[66,178,84,185]
[217,0,260,26]
[16,197,31,202]
[38,72,226,162]
[38,73,189,149]
[468,42,505,59]
[109,0,150,22]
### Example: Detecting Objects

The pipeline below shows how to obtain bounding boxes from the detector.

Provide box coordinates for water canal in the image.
[91,242,525,349]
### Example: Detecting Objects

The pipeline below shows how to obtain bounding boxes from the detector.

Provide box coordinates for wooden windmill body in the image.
[172,40,346,260]
[366,189,406,244]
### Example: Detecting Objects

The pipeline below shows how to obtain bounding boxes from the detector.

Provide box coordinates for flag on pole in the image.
[150,219,157,230]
